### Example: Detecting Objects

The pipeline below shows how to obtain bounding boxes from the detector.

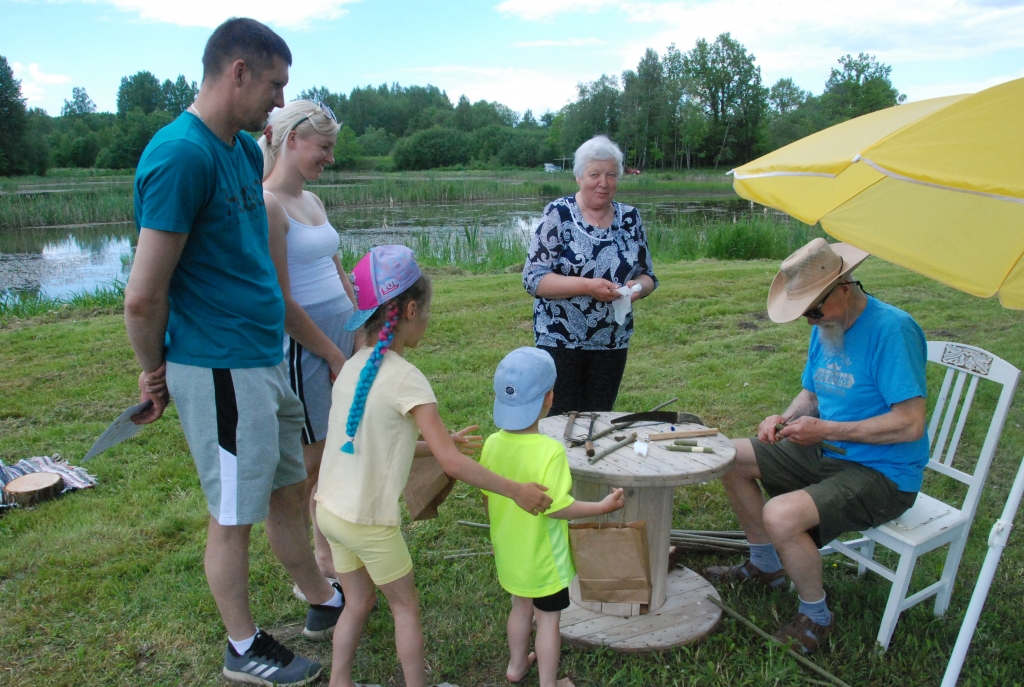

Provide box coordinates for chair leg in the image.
[877,550,918,651]
[934,533,969,616]
[857,539,876,578]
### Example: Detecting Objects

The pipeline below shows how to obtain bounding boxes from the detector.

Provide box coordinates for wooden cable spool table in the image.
[538,411,735,652]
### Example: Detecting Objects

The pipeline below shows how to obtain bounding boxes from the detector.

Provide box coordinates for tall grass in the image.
[338,215,819,273]
[0,171,734,229]
[0,281,126,324]
[0,190,134,229]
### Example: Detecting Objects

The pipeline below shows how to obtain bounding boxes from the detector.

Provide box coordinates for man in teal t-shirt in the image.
[704,239,928,655]
[482,347,624,686]
[124,18,341,686]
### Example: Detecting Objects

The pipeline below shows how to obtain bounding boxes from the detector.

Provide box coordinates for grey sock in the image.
[749,543,783,573]
[799,594,833,626]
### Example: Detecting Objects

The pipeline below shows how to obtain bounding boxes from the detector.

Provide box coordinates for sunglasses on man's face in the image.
[803,281,863,319]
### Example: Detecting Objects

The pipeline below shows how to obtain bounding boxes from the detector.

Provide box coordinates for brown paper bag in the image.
[403,454,456,521]
[568,521,652,604]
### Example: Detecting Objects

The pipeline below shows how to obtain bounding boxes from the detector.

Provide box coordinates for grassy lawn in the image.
[2,258,1024,686]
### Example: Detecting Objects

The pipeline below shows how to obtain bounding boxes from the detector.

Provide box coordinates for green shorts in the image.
[751,439,917,546]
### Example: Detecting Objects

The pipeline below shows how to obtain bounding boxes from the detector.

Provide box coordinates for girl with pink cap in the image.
[316,245,554,687]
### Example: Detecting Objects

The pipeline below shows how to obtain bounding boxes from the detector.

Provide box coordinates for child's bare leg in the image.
[534,608,573,687]
[506,595,537,682]
[378,571,425,687]
[329,567,377,687]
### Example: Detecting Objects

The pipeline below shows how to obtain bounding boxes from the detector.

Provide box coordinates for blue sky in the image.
[4,0,1024,118]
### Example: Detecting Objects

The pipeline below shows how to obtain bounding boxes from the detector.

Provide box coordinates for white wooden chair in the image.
[822,341,1019,650]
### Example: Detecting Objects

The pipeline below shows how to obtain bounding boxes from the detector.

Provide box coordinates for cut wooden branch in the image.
[456,520,490,529]
[706,596,853,687]
[3,472,63,507]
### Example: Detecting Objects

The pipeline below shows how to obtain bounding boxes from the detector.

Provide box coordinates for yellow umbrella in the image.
[732,77,1024,308]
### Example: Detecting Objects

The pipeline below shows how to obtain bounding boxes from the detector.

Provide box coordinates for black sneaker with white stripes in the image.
[222,630,321,686]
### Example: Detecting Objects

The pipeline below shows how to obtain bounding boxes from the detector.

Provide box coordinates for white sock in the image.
[229,630,257,655]
[319,586,343,608]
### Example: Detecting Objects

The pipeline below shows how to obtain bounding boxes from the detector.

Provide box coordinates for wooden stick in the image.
[666,445,716,454]
[648,397,679,412]
[706,596,854,687]
[456,520,490,529]
[589,432,637,464]
[581,397,681,446]
[443,551,494,560]
[647,428,719,441]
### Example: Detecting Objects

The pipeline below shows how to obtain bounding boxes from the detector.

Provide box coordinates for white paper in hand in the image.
[612,284,643,325]
[82,401,152,462]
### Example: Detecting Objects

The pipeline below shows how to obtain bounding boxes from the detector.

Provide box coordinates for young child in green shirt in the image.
[480,347,625,687]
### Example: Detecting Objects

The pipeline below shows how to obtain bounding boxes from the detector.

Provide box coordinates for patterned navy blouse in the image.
[522,195,657,350]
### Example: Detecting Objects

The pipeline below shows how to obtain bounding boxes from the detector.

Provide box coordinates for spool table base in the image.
[559,567,722,652]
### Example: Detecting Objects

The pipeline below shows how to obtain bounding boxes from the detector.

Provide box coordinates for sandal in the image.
[771,612,835,654]
[703,559,787,589]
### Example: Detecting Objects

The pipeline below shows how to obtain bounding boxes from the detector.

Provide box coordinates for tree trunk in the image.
[3,473,64,507]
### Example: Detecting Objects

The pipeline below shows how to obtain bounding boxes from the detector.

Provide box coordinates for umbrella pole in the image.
[941,455,1024,687]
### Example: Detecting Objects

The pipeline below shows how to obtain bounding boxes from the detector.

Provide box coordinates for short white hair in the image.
[573,135,624,179]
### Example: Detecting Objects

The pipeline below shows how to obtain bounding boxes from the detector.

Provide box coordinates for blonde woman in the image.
[260,100,356,591]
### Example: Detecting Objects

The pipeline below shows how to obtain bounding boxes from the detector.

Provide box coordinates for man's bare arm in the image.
[124,228,188,423]
[780,397,926,447]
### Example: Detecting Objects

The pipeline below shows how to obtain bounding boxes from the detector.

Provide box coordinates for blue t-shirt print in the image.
[134,112,285,369]
[800,297,929,492]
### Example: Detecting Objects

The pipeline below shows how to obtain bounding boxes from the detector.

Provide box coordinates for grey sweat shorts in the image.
[167,360,308,526]
[751,438,918,547]
[286,296,354,445]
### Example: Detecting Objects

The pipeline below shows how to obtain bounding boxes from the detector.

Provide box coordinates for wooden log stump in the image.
[3,472,64,507]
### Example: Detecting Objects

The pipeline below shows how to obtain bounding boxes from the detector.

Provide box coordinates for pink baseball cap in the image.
[344,245,423,331]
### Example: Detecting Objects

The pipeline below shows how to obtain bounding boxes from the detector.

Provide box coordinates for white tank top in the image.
[285,216,347,307]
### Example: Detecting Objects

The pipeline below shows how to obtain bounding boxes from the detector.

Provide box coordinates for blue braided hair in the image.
[341,304,399,454]
[340,274,431,454]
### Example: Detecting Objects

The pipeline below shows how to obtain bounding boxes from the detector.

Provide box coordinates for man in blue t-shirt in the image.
[704,238,928,654]
[124,18,341,686]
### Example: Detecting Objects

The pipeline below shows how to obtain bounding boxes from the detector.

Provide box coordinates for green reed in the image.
[0,171,734,230]
[338,214,817,274]
[0,281,126,324]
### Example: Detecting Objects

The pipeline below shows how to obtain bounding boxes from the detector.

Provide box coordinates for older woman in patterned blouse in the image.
[522,135,657,415]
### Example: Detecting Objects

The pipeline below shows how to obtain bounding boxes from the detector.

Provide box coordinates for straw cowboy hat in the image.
[767,238,870,323]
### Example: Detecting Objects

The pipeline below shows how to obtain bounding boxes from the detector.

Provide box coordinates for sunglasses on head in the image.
[803,280,865,319]
[295,100,338,128]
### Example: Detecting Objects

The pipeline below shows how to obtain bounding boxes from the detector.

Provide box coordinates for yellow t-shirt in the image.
[317,347,436,526]
[480,431,576,598]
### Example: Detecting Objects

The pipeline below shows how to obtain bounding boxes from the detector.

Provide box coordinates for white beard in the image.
[817,321,845,356]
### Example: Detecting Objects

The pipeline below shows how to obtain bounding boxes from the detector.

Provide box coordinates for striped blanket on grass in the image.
[0,454,98,508]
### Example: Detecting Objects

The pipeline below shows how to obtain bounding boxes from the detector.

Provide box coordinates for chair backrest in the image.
[924,342,1020,520]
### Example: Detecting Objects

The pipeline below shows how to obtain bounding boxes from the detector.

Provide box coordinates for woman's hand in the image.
[451,425,483,457]
[513,482,552,515]
[327,348,346,384]
[587,278,622,302]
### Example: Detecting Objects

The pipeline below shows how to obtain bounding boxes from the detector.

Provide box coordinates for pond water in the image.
[0,195,764,300]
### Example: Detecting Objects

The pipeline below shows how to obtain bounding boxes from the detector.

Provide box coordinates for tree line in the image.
[0,34,903,177]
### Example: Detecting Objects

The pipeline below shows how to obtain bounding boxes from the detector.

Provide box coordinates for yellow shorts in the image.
[315,504,413,586]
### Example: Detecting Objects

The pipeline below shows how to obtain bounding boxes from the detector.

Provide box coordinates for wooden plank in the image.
[560,568,724,652]
[599,602,635,616]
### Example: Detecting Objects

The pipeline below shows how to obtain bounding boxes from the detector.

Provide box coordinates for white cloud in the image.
[902,69,1024,101]
[498,0,1024,94]
[496,0,623,21]
[400,65,579,114]
[11,62,71,107]
[87,0,360,29]
[514,38,606,47]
